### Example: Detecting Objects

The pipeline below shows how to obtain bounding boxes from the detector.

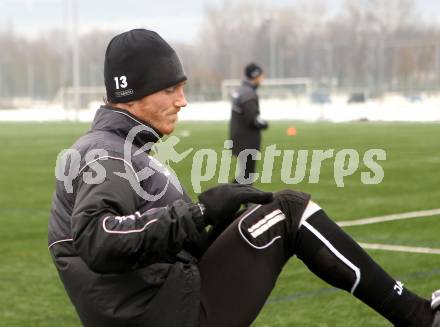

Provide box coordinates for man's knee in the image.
[273,189,311,224]
[274,189,310,204]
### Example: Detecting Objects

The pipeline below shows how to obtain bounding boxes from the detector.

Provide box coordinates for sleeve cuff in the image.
[188,203,206,231]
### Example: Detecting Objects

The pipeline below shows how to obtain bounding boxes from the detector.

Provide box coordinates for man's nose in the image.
[175,88,187,108]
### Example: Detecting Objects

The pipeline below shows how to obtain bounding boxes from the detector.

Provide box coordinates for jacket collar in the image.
[243,79,258,90]
[91,105,162,149]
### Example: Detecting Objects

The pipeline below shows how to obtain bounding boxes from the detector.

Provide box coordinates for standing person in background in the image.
[230,63,269,184]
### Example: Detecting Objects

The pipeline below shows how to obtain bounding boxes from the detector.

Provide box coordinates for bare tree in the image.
[2,0,440,104]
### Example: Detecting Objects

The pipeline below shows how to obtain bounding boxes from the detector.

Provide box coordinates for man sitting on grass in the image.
[48,28,440,327]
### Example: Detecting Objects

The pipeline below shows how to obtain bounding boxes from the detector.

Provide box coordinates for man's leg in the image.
[295,206,434,326]
[233,153,257,184]
[198,190,307,327]
[243,153,257,182]
[198,190,436,327]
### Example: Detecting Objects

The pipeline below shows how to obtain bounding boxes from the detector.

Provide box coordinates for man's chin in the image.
[161,124,176,135]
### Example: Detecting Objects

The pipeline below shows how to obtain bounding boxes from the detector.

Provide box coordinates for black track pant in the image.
[197,190,433,327]
[198,190,305,327]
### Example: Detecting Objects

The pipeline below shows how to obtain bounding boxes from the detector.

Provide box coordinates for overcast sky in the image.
[2,0,440,43]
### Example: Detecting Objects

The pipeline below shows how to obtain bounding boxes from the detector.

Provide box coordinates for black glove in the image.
[198,184,273,226]
[254,116,269,130]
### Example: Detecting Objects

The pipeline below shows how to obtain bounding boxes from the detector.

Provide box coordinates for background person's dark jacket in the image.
[230,80,268,156]
[48,106,205,327]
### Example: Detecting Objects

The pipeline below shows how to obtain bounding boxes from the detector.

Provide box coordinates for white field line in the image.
[337,208,440,227]
[359,243,440,255]
[336,209,440,255]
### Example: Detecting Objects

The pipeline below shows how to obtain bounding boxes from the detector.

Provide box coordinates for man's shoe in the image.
[433,290,440,310]
[431,290,440,327]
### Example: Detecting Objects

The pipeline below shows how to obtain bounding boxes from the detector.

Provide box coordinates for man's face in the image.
[128,82,187,135]
[253,74,264,87]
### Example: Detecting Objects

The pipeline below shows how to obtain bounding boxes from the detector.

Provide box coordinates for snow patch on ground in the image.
[1,97,440,123]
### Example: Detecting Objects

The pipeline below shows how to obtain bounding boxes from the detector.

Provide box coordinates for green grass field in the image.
[0,120,439,326]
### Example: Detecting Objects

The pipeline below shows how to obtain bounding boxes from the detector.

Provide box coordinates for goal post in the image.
[53,86,106,110]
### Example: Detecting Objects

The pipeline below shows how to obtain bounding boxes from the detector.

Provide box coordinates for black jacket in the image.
[48,106,205,327]
[230,80,268,156]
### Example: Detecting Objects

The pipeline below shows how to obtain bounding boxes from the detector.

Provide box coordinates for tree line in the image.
[1,0,439,105]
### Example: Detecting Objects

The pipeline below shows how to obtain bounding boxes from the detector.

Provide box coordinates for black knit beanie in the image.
[244,63,263,79]
[104,29,187,103]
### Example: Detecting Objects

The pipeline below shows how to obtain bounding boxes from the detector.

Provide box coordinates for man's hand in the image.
[255,115,269,130]
[198,184,273,226]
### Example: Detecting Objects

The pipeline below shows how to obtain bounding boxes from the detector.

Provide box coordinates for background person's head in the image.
[104,29,187,135]
[244,63,264,87]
